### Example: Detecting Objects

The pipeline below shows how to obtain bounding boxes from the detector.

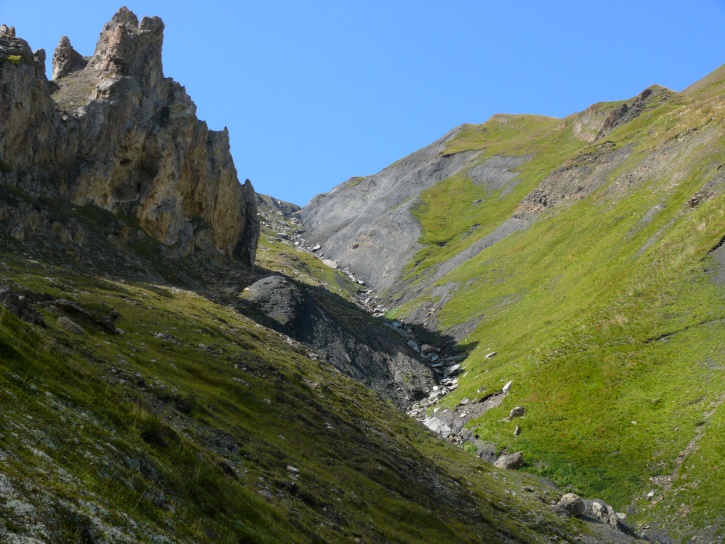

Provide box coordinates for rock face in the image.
[51,36,87,80]
[301,129,490,291]
[243,274,436,408]
[0,8,258,265]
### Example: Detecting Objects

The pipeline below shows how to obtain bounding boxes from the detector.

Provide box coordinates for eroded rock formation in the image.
[0,7,258,264]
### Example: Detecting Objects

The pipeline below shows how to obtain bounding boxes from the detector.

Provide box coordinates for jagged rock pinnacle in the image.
[0,8,259,265]
[88,6,164,87]
[52,36,87,80]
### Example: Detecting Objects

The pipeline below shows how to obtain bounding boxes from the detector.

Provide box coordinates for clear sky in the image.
[2,1,724,205]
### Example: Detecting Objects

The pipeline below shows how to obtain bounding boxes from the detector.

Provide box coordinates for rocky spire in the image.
[51,36,87,80]
[87,6,164,88]
[0,24,16,37]
[0,8,260,265]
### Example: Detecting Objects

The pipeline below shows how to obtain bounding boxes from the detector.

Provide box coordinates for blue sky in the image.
[2,1,724,205]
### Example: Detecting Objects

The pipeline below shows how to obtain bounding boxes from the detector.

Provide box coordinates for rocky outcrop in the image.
[557,493,586,516]
[0,8,258,265]
[0,287,45,326]
[243,274,436,408]
[51,36,87,80]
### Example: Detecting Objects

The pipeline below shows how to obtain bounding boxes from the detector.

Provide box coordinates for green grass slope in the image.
[388,69,725,541]
[0,191,611,542]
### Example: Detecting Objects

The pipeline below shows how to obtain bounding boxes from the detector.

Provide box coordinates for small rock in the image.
[57,316,83,334]
[646,490,655,499]
[493,452,523,470]
[321,259,338,269]
[420,344,437,355]
[312,244,321,251]
[514,425,520,438]
[502,380,512,394]
[459,398,469,406]
[591,501,619,527]
[430,354,439,362]
[485,351,497,359]
[509,406,525,419]
[557,493,585,517]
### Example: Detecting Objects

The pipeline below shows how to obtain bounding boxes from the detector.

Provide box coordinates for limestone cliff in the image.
[0,8,258,265]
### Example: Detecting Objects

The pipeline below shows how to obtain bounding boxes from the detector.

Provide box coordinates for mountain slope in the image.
[0,9,636,544]
[0,183,635,543]
[302,67,725,542]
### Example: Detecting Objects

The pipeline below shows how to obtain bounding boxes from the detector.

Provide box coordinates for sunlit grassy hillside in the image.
[390,69,725,540]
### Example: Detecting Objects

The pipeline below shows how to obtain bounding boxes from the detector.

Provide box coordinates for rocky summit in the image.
[1,5,725,544]
[0,7,258,264]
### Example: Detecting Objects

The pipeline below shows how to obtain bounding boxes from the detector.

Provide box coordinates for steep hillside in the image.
[0,175,637,543]
[0,8,642,544]
[302,66,725,542]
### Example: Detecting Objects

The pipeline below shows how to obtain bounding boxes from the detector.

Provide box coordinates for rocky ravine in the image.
[272,195,644,541]
[0,8,258,264]
[247,194,438,409]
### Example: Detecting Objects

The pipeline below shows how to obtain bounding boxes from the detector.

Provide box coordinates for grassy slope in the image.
[391,75,725,539]
[0,202,604,543]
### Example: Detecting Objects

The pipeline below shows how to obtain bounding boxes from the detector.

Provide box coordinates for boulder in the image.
[0,288,45,326]
[509,406,525,419]
[493,452,523,470]
[57,316,84,334]
[420,344,437,355]
[557,493,585,517]
[245,275,305,330]
[590,501,619,527]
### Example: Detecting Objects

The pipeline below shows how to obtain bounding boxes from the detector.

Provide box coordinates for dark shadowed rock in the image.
[0,288,45,325]
[243,275,435,408]
[557,493,585,516]
[246,275,305,329]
